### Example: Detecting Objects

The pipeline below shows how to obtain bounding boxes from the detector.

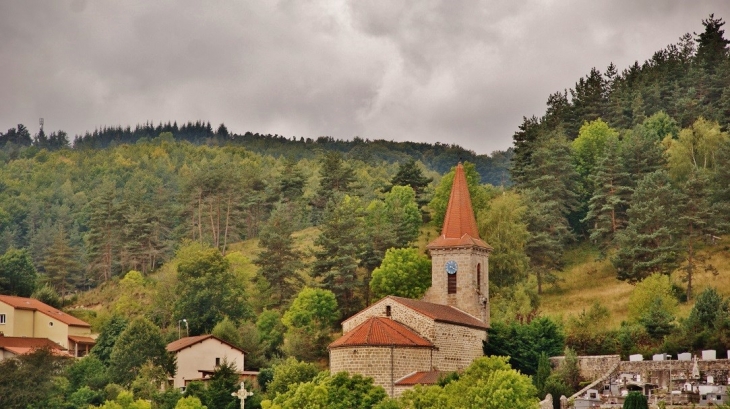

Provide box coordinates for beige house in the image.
[0,295,95,357]
[329,163,492,397]
[167,334,246,389]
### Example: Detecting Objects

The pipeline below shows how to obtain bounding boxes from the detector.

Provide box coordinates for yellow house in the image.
[0,295,95,357]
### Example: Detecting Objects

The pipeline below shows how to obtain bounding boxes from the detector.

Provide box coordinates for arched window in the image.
[448,272,457,294]
[477,263,481,289]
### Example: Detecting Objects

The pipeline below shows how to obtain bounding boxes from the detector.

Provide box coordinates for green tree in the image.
[678,170,719,299]
[664,117,729,182]
[613,171,683,283]
[204,360,239,409]
[282,287,338,361]
[311,152,356,223]
[265,357,320,398]
[571,119,619,192]
[477,191,530,288]
[30,283,61,308]
[278,159,307,204]
[85,180,122,283]
[639,297,676,340]
[254,207,304,306]
[91,315,128,365]
[0,348,71,409]
[311,195,364,318]
[66,354,109,392]
[483,316,565,376]
[534,352,551,396]
[387,159,433,217]
[257,309,285,360]
[108,317,174,386]
[623,391,649,409]
[43,226,82,297]
[429,162,491,228]
[627,273,678,322]
[212,317,243,348]
[584,137,632,248]
[174,244,250,334]
[113,270,152,318]
[175,396,207,409]
[0,248,37,296]
[263,371,387,409]
[370,248,431,300]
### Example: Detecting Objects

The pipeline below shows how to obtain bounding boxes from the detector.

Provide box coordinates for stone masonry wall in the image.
[342,298,435,341]
[424,247,490,324]
[432,321,487,371]
[550,355,621,381]
[330,346,433,397]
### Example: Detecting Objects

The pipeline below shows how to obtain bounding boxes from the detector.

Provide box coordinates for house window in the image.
[385,305,391,317]
[448,272,457,294]
[215,358,220,367]
[49,321,54,327]
[0,314,5,324]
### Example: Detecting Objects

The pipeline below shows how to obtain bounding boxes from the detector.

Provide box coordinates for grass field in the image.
[539,239,730,328]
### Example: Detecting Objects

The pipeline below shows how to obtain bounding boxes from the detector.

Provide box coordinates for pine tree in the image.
[254,207,304,306]
[43,227,82,298]
[678,170,718,299]
[311,152,356,224]
[386,159,432,214]
[311,195,364,318]
[584,138,632,249]
[613,171,683,283]
[85,182,122,282]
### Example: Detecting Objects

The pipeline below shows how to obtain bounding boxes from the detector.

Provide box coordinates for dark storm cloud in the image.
[1,1,729,154]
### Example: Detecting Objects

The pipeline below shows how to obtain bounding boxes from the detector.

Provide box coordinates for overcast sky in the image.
[2,1,730,155]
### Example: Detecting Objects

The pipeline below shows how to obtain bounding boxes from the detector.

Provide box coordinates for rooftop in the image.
[389,296,489,330]
[395,370,446,386]
[0,335,67,351]
[167,334,246,354]
[329,317,434,349]
[0,295,91,327]
[427,163,491,250]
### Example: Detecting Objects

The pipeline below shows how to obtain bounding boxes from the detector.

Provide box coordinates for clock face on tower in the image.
[445,260,458,275]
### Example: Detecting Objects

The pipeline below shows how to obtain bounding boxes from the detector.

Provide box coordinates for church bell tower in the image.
[423,163,492,324]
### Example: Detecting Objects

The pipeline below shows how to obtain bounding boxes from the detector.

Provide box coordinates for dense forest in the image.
[2,13,730,409]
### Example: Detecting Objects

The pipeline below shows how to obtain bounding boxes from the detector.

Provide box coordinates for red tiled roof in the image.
[390,296,489,330]
[427,163,491,250]
[166,334,246,354]
[395,370,446,386]
[0,295,91,327]
[0,336,67,351]
[68,335,96,344]
[329,317,434,349]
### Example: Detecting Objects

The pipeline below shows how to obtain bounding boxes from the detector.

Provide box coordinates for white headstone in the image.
[630,354,644,362]
[653,354,666,361]
[231,382,254,409]
[708,375,714,384]
[702,350,717,360]
[678,352,692,361]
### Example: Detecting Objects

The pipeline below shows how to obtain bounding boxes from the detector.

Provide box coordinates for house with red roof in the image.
[329,163,492,397]
[0,335,69,361]
[167,334,248,389]
[0,295,95,357]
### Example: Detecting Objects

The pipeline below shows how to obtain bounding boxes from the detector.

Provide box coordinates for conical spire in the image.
[427,163,491,249]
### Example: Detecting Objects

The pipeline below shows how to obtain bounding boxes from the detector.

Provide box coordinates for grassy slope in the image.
[539,239,730,328]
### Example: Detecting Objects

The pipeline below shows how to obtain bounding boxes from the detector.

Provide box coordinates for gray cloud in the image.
[1,0,729,154]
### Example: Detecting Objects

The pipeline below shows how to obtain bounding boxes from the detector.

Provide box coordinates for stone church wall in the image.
[330,346,433,396]
[425,246,490,324]
[341,298,436,341]
[432,321,487,371]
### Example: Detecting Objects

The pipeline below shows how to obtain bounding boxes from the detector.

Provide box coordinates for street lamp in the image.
[178,319,189,339]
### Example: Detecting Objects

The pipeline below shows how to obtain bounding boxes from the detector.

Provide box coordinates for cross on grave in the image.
[231,381,254,409]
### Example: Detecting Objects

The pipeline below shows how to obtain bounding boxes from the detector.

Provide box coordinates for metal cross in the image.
[231,381,254,409]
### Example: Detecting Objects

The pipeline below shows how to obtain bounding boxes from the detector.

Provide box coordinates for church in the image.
[329,163,492,397]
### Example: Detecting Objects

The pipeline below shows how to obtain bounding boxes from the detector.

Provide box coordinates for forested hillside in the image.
[3,13,730,409]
